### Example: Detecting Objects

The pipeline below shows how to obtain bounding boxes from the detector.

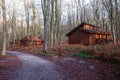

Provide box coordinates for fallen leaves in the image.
[0,54,21,80]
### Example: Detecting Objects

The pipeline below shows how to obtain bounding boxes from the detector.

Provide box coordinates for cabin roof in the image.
[66,22,110,36]
[80,29,110,34]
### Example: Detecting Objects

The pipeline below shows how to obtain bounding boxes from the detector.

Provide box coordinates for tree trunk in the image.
[1,0,7,56]
[41,0,50,54]
[110,0,117,45]
[24,0,30,36]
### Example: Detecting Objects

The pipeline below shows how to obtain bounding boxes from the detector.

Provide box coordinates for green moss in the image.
[96,46,105,51]
[109,58,119,66]
[73,53,94,59]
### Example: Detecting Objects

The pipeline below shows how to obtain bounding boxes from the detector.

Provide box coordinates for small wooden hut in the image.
[66,22,112,45]
[20,35,43,46]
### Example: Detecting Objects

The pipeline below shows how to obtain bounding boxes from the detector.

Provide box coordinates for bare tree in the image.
[55,0,61,46]
[41,0,50,54]
[102,0,117,44]
[24,0,30,36]
[1,0,7,56]
[31,0,37,35]
[11,0,17,47]
[49,0,55,48]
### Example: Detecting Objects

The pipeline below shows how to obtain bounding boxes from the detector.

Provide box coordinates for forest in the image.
[0,0,120,80]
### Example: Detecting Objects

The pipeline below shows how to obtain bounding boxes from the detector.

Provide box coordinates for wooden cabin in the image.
[66,22,111,45]
[20,35,44,46]
[15,39,21,46]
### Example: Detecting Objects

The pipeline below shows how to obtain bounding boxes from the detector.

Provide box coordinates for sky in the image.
[5,0,90,14]
[4,0,90,23]
[62,0,90,21]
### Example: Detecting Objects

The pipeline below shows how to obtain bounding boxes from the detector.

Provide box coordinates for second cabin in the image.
[66,22,112,45]
[20,35,44,46]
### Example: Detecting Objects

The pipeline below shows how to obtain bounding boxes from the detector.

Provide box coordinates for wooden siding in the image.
[68,30,89,45]
[89,34,96,45]
[68,29,80,44]
[80,31,89,45]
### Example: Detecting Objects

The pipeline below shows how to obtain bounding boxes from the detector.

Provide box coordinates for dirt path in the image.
[6,51,118,80]
[7,51,64,80]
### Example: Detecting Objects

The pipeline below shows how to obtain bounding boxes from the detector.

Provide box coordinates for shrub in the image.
[109,58,119,65]
[80,48,95,56]
[96,46,105,52]
[73,52,94,59]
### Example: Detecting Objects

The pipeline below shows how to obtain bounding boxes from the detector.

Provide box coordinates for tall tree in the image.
[110,0,117,45]
[31,0,37,35]
[41,0,50,54]
[11,0,17,47]
[1,0,7,56]
[24,0,30,36]
[49,0,55,48]
[115,0,119,43]
[55,0,61,46]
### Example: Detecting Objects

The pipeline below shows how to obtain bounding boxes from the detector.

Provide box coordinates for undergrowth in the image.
[73,52,94,59]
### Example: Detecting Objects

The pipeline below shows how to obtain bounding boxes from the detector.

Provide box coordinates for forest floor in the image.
[0,49,120,80]
[0,53,21,80]
[0,43,120,80]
